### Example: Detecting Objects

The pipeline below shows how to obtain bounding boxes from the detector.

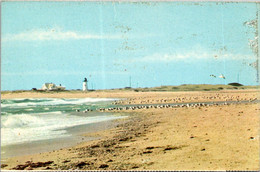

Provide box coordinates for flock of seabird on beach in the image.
[74,95,258,113]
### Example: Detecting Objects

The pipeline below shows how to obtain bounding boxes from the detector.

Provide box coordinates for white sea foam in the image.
[1,98,123,146]
[1,111,126,146]
[24,108,34,111]
[1,98,119,108]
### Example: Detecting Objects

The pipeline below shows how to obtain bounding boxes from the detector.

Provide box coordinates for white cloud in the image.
[2,28,122,42]
[2,70,128,76]
[127,50,254,63]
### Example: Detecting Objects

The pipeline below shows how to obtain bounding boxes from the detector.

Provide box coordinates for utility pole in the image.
[129,76,132,88]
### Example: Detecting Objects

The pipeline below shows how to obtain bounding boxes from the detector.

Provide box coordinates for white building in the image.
[41,83,65,91]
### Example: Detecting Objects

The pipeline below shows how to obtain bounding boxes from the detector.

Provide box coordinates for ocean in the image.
[1,98,127,157]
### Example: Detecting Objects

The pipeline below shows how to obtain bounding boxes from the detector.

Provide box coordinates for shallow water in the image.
[1,118,121,159]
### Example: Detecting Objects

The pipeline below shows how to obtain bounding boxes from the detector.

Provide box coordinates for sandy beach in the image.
[2,0,260,170]
[2,89,258,102]
[1,89,259,170]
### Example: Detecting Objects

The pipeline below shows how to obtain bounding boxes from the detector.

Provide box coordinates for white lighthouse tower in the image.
[83,77,88,91]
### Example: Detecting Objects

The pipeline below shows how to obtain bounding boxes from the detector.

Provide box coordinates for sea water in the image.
[1,98,126,147]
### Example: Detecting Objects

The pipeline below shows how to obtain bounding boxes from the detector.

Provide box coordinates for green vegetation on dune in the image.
[130,84,259,92]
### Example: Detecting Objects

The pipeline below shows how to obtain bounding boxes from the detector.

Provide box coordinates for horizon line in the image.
[1,83,259,92]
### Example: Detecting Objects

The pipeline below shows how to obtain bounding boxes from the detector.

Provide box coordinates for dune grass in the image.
[129,84,259,92]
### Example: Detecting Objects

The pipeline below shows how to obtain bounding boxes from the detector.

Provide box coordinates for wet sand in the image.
[1,90,259,170]
[1,118,123,159]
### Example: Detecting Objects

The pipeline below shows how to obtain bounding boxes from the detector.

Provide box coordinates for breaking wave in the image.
[1,111,125,146]
[1,98,125,146]
[1,98,119,108]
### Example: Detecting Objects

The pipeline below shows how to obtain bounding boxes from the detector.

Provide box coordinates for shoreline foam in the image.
[1,116,127,159]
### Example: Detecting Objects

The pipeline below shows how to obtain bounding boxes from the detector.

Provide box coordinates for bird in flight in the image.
[219,74,226,79]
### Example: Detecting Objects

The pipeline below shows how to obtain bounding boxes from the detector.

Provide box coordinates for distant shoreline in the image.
[1,89,259,100]
[2,84,259,93]
[1,84,259,100]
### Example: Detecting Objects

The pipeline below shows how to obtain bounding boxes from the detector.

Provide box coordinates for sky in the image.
[1,1,259,90]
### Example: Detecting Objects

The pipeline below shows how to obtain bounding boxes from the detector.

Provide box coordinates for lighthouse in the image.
[83,77,88,91]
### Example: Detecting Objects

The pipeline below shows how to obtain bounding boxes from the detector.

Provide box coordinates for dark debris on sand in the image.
[54,114,159,170]
[11,161,54,170]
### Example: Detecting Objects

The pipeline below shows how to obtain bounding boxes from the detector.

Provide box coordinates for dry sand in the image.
[1,90,259,170]
[1,89,258,101]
